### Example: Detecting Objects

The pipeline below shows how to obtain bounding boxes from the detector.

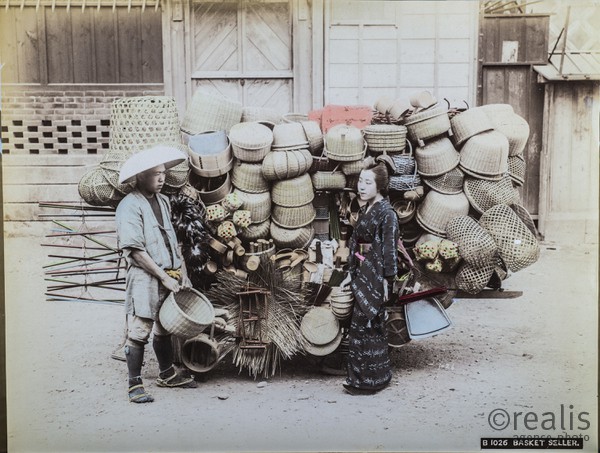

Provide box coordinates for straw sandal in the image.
[342,383,378,396]
[156,371,196,388]
[128,384,154,403]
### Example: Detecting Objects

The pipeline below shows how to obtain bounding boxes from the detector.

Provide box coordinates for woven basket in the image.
[229,122,274,162]
[309,154,337,173]
[283,112,309,123]
[391,199,417,224]
[388,164,421,192]
[181,332,222,373]
[341,159,364,176]
[270,223,315,249]
[311,171,347,190]
[164,159,190,190]
[415,137,460,177]
[325,125,365,162]
[463,174,520,214]
[188,134,233,177]
[487,112,530,156]
[232,189,271,224]
[237,219,271,243]
[158,289,215,339]
[390,144,415,175]
[479,103,514,116]
[261,149,313,181]
[479,204,540,272]
[459,131,509,177]
[509,203,538,237]
[241,106,282,124]
[508,154,526,186]
[98,159,136,195]
[422,167,464,195]
[446,215,498,268]
[300,306,340,345]
[180,90,243,135]
[231,161,270,194]
[460,166,503,182]
[189,172,232,205]
[403,107,451,144]
[455,261,496,295]
[271,202,316,228]
[363,124,408,154]
[271,173,314,207]
[272,122,309,148]
[78,167,123,207]
[300,120,324,155]
[450,107,494,146]
[415,191,470,237]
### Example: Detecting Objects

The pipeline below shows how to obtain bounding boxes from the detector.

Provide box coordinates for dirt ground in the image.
[4,223,598,453]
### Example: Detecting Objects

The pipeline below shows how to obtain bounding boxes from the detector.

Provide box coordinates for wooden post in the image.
[537,82,552,238]
[161,0,188,116]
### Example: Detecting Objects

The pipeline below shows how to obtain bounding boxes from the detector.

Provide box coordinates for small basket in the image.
[261,149,313,181]
[271,202,316,228]
[479,204,540,272]
[363,124,408,154]
[459,130,509,177]
[449,107,494,146]
[508,154,526,186]
[229,122,274,162]
[341,159,364,176]
[270,223,315,249]
[403,107,451,144]
[311,171,347,190]
[390,142,415,175]
[232,189,271,224]
[189,172,232,205]
[388,164,421,192]
[158,289,215,339]
[325,125,365,162]
[271,173,314,207]
[415,137,460,177]
[391,198,417,224]
[455,261,496,295]
[300,120,324,155]
[188,139,233,178]
[231,161,270,194]
[446,215,498,268]
[79,167,124,207]
[164,159,190,190]
[237,219,271,243]
[422,167,464,195]
[180,90,243,135]
[463,174,520,214]
[415,191,470,237]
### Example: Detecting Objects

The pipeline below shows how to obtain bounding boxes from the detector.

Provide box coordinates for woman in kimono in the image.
[340,156,399,395]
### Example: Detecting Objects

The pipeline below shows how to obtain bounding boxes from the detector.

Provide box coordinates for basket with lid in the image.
[325,125,366,162]
[228,122,274,162]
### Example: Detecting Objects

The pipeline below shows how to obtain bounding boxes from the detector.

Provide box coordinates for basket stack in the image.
[363,124,407,154]
[300,306,342,357]
[403,105,451,147]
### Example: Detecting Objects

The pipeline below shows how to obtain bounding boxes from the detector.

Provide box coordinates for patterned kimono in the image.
[346,198,399,390]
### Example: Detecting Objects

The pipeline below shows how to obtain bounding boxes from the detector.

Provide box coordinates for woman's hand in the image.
[340,273,351,290]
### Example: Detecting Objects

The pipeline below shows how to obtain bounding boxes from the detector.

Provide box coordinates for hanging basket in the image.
[446,215,498,268]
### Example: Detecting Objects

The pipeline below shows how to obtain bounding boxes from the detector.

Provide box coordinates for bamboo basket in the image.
[341,159,364,176]
[325,125,365,162]
[272,122,309,148]
[459,131,509,177]
[270,223,315,249]
[455,261,496,295]
[300,306,340,345]
[422,167,464,195]
[189,173,232,205]
[79,167,124,207]
[487,112,530,157]
[238,219,271,243]
[229,122,274,162]
[261,149,313,181]
[311,171,347,191]
[158,289,215,339]
[390,141,415,175]
[188,139,233,178]
[450,107,494,146]
[231,161,270,194]
[403,107,451,144]
[415,137,460,177]
[241,106,283,124]
[180,90,243,135]
[391,198,417,224]
[463,175,520,214]
[446,215,498,268]
[232,189,271,224]
[300,120,324,155]
[271,174,315,207]
[271,203,316,228]
[415,191,470,237]
[363,124,408,154]
[283,112,309,123]
[164,159,190,190]
[388,164,421,192]
[508,154,526,186]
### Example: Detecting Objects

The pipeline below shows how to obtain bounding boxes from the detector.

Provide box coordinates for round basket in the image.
[341,159,364,176]
[374,95,395,114]
[311,171,347,190]
[181,332,222,373]
[363,124,408,154]
[302,329,343,357]
[479,103,514,117]
[238,219,271,243]
[403,107,451,144]
[229,122,274,162]
[187,130,228,154]
[391,199,417,224]
[232,189,271,224]
[189,172,232,205]
[158,289,215,339]
[272,122,309,148]
[459,130,509,177]
[271,202,316,228]
[283,112,309,123]
[508,154,526,186]
[422,167,464,195]
[479,204,540,272]
[386,309,411,348]
[270,223,315,249]
[325,125,365,161]
[450,107,494,146]
[98,159,136,195]
[487,112,529,157]
[241,106,282,124]
[415,137,460,177]
[300,306,340,345]
[455,261,496,295]
[271,173,314,207]
[188,133,233,177]
[388,163,421,192]
[261,149,313,181]
[446,215,498,268]
[300,120,324,155]
[415,191,470,237]
[164,159,190,190]
[231,161,270,194]
[180,90,243,135]
[509,203,538,237]
[78,167,124,207]
[463,174,520,214]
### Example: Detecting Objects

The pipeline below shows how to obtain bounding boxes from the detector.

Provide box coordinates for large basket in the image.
[311,171,347,190]
[450,107,494,146]
[271,173,315,207]
[272,122,309,148]
[463,174,520,214]
[188,139,233,178]
[479,204,540,272]
[271,202,316,228]
[446,215,498,268]
[415,191,470,237]
[415,136,460,177]
[261,149,313,181]
[459,130,509,177]
[403,107,451,144]
[270,223,315,249]
[363,124,408,154]
[229,122,274,162]
[487,112,530,156]
[233,189,271,224]
[300,306,340,345]
[158,289,215,339]
[181,331,222,373]
[422,167,464,195]
[241,106,282,124]
[455,261,496,295]
[180,90,243,135]
[189,172,232,205]
[508,154,526,186]
[237,219,271,243]
[231,161,270,194]
[325,125,365,162]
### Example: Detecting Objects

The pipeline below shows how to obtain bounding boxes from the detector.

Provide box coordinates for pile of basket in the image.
[299,306,343,357]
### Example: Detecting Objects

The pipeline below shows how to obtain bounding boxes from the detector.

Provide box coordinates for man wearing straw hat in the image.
[116,145,195,403]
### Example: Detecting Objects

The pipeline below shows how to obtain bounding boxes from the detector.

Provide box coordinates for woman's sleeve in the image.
[381,209,399,278]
